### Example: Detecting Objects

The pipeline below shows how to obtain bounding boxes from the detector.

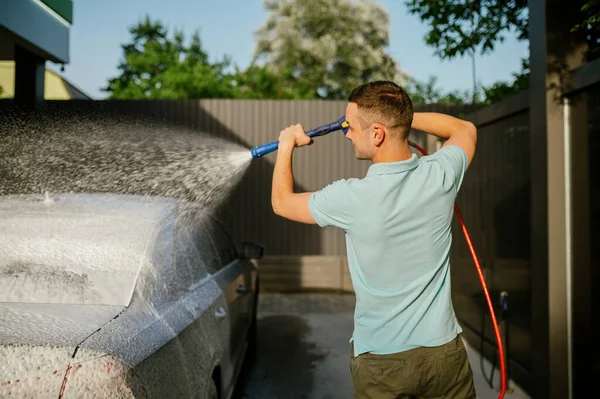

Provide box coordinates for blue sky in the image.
[48,0,529,100]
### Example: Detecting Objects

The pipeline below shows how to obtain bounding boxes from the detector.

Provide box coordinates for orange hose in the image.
[410,142,507,399]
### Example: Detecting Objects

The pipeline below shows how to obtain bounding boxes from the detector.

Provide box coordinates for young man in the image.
[271,81,477,398]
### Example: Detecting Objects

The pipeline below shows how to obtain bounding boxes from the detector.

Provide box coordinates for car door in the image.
[210,224,254,339]
[192,218,248,377]
[109,218,233,398]
[172,221,233,391]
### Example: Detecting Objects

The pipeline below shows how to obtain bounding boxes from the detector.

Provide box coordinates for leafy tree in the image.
[0,84,4,97]
[406,76,471,104]
[104,16,238,99]
[572,0,600,59]
[104,15,326,99]
[233,64,306,99]
[232,64,281,99]
[405,0,529,104]
[406,0,599,104]
[406,0,599,60]
[405,0,528,60]
[253,0,405,100]
[480,58,529,104]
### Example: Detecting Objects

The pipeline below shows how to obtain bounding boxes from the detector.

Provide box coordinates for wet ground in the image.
[233,293,355,399]
[233,293,530,399]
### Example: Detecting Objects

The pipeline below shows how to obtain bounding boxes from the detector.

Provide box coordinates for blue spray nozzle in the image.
[250,116,349,158]
[306,116,349,138]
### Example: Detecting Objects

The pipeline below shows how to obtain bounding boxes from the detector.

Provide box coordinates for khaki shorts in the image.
[350,334,476,399]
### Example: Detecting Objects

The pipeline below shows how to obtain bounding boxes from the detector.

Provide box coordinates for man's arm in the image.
[411,113,477,166]
[271,124,317,224]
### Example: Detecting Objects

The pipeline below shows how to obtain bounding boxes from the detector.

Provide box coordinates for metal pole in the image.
[469,0,477,104]
[471,51,477,104]
[563,97,573,398]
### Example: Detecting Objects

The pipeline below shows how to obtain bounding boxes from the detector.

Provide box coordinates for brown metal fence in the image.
[449,91,532,389]
[451,59,600,393]
[563,80,600,391]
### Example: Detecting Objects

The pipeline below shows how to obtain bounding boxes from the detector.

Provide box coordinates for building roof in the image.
[0,61,90,100]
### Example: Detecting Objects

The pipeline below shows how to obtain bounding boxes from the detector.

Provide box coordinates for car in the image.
[0,193,263,399]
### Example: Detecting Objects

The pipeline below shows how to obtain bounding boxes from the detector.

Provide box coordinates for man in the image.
[271,81,477,398]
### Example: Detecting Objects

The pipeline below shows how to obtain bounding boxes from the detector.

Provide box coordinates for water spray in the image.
[250,118,507,399]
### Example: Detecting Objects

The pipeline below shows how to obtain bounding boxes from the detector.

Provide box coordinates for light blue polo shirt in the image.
[309,145,468,357]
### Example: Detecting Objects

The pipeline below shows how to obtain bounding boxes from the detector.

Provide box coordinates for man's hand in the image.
[278,124,313,151]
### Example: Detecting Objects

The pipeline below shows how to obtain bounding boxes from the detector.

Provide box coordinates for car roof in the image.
[0,192,181,220]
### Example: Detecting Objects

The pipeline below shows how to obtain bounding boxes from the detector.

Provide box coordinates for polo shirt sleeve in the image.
[308,179,354,230]
[431,145,468,192]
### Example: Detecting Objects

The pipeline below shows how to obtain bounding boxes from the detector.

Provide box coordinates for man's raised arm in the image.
[411,113,477,166]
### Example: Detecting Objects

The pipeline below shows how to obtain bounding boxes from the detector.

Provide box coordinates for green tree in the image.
[572,0,600,59]
[480,58,529,104]
[233,64,304,99]
[405,0,529,105]
[405,0,528,60]
[406,76,471,104]
[104,16,238,99]
[0,84,4,97]
[405,0,599,104]
[405,0,597,59]
[253,0,405,100]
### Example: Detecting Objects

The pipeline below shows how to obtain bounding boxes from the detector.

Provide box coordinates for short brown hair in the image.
[348,81,413,139]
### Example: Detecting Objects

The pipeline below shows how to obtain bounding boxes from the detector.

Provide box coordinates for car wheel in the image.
[206,378,218,399]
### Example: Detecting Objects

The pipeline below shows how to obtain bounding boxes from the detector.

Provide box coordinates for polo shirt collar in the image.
[366,154,420,176]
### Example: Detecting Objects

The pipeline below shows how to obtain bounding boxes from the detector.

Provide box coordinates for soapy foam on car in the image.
[0,111,253,305]
[0,110,254,383]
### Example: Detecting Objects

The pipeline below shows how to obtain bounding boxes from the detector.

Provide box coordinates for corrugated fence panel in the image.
[451,105,532,388]
[198,99,354,256]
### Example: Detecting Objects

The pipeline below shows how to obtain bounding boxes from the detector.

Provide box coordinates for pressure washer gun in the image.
[249,116,426,158]
[250,116,349,158]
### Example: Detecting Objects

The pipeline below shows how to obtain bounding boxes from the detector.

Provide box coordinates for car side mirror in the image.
[241,241,264,259]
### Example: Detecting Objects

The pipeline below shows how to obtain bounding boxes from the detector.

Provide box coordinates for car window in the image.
[209,223,238,266]
[190,216,238,274]
[174,223,209,284]
[185,216,222,274]
[147,218,192,306]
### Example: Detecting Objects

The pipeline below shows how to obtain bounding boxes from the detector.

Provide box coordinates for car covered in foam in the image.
[0,193,262,398]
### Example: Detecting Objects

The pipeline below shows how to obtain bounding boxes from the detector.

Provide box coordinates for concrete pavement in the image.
[234,293,530,399]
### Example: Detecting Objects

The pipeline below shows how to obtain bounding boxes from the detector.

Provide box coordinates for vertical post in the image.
[14,44,45,108]
[528,0,587,398]
[568,90,592,399]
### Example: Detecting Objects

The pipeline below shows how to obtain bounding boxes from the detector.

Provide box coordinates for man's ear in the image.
[372,124,385,146]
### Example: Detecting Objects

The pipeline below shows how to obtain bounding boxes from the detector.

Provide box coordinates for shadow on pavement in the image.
[233,314,327,399]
